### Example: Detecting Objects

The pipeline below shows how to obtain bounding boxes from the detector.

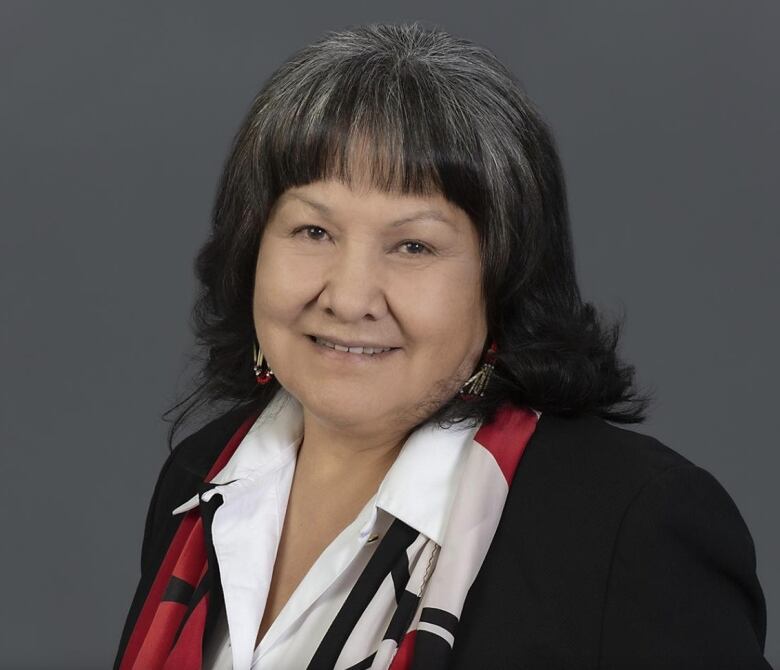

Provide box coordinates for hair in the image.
[163,21,652,451]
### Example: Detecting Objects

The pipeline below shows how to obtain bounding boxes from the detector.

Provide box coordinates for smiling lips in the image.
[309,335,398,357]
[313,336,394,356]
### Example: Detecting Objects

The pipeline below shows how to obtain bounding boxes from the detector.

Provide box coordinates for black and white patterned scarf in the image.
[117,399,539,669]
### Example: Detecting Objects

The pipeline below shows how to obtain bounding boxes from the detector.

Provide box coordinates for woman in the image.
[114,22,771,670]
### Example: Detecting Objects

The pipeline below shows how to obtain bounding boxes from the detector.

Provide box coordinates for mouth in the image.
[306,334,400,360]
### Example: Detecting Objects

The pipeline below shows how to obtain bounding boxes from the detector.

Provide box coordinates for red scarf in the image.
[118,402,537,669]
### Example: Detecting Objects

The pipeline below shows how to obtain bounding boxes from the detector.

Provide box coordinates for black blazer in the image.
[115,403,772,669]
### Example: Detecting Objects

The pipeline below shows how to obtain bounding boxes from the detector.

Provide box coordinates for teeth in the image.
[315,337,392,355]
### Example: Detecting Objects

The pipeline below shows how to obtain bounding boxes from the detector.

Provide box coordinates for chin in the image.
[299,383,394,424]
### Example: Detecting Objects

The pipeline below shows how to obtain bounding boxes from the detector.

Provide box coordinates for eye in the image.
[290,226,434,256]
[291,225,330,242]
[398,240,434,256]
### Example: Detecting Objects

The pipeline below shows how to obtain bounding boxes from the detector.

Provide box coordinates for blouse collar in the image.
[170,386,480,545]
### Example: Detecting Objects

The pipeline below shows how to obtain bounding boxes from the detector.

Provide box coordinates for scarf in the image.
[117,400,539,669]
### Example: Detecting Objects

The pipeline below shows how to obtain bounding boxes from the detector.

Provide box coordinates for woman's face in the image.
[252,178,488,434]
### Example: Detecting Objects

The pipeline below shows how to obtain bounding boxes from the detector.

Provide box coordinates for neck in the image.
[295,411,409,491]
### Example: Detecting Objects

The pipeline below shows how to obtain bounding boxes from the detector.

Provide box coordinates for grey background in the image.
[1,1,777,668]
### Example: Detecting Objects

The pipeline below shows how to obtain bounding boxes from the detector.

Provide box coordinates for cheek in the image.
[253,246,313,317]
[436,258,483,316]
[406,274,483,346]
[252,261,278,318]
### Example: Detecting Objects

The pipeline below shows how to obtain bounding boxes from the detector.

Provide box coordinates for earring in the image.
[459,340,497,398]
[253,339,275,384]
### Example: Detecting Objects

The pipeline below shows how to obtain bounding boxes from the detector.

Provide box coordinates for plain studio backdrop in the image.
[1,2,777,668]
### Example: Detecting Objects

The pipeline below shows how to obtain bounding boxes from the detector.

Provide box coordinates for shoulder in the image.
[138,402,259,575]
[509,411,715,527]
[519,410,694,497]
[512,408,759,572]
[506,410,757,560]
[167,402,258,477]
[453,410,769,667]
[154,402,259,506]
[499,410,703,560]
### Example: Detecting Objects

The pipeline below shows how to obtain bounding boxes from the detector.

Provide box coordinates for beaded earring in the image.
[253,339,275,384]
[458,340,498,398]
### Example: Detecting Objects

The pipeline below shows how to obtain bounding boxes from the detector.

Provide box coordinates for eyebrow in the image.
[283,193,458,230]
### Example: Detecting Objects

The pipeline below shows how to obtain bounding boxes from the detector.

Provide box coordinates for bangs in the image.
[252,52,488,219]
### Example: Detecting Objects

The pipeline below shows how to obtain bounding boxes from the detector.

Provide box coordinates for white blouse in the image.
[170,387,481,670]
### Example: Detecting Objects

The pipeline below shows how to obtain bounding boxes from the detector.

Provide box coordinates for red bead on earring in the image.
[253,340,274,384]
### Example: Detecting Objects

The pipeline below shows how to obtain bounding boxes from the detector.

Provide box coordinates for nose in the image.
[316,246,389,322]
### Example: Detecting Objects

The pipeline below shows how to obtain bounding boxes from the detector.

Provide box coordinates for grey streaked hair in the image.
[166,22,650,449]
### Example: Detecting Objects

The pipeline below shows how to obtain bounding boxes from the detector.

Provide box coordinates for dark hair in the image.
[163,21,652,450]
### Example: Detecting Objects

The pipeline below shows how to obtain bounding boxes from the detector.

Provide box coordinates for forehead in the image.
[276,180,469,229]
